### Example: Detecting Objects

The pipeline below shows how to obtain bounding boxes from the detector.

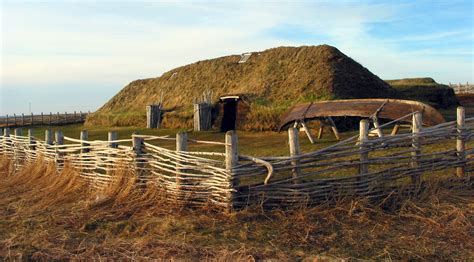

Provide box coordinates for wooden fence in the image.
[0,111,88,128]
[0,107,472,210]
[449,83,474,94]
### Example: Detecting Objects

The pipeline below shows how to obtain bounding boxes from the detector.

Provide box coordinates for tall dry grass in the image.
[0,158,473,260]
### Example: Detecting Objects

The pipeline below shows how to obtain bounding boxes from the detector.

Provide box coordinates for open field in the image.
[0,158,472,260]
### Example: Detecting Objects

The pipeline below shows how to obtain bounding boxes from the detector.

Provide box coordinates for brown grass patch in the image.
[0,158,472,260]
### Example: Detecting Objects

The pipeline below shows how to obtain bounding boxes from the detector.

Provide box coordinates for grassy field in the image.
[0,158,472,260]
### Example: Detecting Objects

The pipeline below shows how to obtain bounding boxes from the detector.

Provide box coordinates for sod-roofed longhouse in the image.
[86,45,403,131]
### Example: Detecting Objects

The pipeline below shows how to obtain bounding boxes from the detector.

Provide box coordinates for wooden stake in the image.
[55,130,64,145]
[225,130,238,211]
[14,128,22,136]
[132,133,144,177]
[372,116,384,138]
[327,117,340,140]
[391,123,400,136]
[21,113,25,126]
[317,126,324,139]
[45,129,53,145]
[456,106,465,177]
[55,130,64,167]
[80,130,89,154]
[359,120,369,177]
[411,112,422,185]
[108,131,118,148]
[28,129,36,151]
[176,131,188,194]
[300,120,315,144]
[288,127,301,180]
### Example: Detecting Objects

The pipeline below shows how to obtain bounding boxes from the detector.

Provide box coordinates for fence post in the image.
[45,129,54,145]
[6,115,8,126]
[2,128,10,157]
[359,120,369,178]
[30,112,34,125]
[41,112,44,125]
[21,113,25,126]
[14,128,22,136]
[288,127,301,181]
[57,112,60,124]
[28,128,36,160]
[225,130,239,211]
[132,133,144,178]
[65,112,68,123]
[80,130,89,154]
[176,131,188,197]
[28,128,36,151]
[49,112,52,125]
[55,130,64,168]
[456,106,465,177]
[411,112,422,185]
[108,131,118,149]
[14,114,17,125]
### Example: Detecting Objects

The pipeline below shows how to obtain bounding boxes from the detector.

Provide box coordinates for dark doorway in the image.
[220,99,238,132]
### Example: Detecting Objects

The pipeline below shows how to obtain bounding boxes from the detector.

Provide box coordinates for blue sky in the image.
[1,0,473,115]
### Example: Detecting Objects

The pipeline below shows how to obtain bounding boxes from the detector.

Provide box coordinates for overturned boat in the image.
[278,99,446,142]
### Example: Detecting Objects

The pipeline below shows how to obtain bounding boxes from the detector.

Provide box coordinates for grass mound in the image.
[0,159,473,260]
[87,45,401,129]
[386,77,459,109]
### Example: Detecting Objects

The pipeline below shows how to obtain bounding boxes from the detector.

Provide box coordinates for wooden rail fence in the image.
[0,111,88,128]
[449,82,474,94]
[0,107,472,210]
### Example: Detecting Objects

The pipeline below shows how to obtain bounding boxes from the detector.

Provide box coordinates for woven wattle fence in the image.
[1,107,472,211]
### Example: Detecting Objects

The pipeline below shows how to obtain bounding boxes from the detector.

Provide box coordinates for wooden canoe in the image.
[278,99,445,130]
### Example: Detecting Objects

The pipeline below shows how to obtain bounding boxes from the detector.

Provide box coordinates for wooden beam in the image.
[300,120,315,144]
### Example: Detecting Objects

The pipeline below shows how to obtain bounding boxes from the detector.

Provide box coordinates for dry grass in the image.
[0,158,473,260]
